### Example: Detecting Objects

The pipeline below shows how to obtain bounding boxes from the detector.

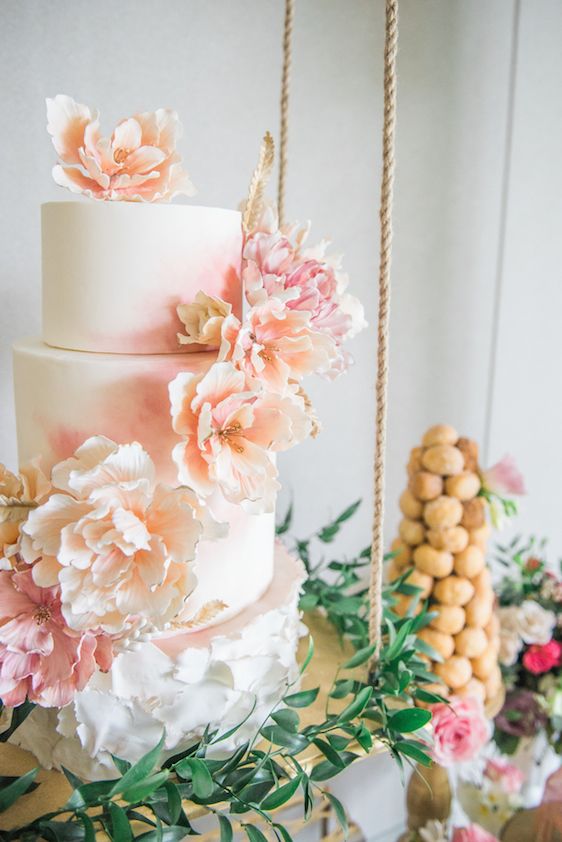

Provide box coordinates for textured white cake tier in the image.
[42,202,243,354]
[12,337,275,629]
[11,545,305,781]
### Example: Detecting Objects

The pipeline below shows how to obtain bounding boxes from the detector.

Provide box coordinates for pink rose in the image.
[522,639,562,675]
[484,758,525,794]
[452,826,499,842]
[430,696,490,767]
[481,455,526,496]
[46,95,195,202]
[0,568,112,708]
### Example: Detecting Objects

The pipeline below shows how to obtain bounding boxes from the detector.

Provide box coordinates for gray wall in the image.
[1,0,561,565]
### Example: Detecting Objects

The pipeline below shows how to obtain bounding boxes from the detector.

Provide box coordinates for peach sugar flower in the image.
[0,568,112,708]
[0,460,51,554]
[46,94,195,201]
[169,362,310,511]
[177,291,232,348]
[219,298,337,392]
[22,436,205,635]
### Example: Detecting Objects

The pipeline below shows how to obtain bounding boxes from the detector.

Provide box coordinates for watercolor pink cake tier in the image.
[42,202,243,354]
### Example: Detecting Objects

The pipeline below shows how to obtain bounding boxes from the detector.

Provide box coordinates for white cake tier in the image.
[11,545,305,781]
[12,337,275,629]
[42,202,243,354]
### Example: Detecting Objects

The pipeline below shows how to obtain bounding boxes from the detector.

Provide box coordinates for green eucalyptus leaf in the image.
[64,779,117,810]
[312,738,345,769]
[325,792,349,837]
[394,740,432,766]
[216,815,232,842]
[108,802,132,842]
[342,643,376,669]
[260,725,309,753]
[338,686,373,721]
[273,823,294,842]
[260,775,302,811]
[111,755,132,776]
[244,824,269,842]
[109,734,164,797]
[270,709,300,734]
[174,758,214,799]
[299,635,315,675]
[37,821,86,842]
[77,813,96,842]
[0,767,38,813]
[389,707,432,734]
[121,770,169,803]
[283,688,319,708]
[329,680,355,699]
[61,766,83,790]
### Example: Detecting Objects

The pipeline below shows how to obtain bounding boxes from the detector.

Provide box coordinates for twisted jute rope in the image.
[277,0,294,226]
[368,0,399,670]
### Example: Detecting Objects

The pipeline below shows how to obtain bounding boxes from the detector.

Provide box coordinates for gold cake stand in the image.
[0,612,383,832]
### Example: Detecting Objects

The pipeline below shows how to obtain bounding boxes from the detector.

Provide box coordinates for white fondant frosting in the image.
[12,546,305,781]
[12,337,275,629]
[42,202,243,354]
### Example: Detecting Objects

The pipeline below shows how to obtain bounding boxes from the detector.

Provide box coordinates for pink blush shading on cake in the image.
[42,202,243,355]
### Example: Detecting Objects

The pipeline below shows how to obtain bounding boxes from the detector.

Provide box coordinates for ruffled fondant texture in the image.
[11,546,305,780]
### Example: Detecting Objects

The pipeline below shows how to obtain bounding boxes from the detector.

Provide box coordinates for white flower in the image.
[177,291,232,347]
[514,600,556,645]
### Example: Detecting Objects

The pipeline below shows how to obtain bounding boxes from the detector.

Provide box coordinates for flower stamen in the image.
[113,147,130,164]
[218,422,245,454]
[34,605,52,625]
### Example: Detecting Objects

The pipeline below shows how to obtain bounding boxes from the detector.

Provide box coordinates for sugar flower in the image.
[481,455,526,497]
[177,292,232,348]
[0,568,112,708]
[419,820,448,842]
[0,460,51,552]
[429,696,490,767]
[169,362,310,512]
[522,639,562,675]
[219,299,337,392]
[46,94,195,202]
[22,437,203,635]
[242,208,366,375]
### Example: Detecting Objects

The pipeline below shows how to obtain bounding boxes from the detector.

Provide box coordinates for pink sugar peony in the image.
[242,210,365,374]
[522,639,562,675]
[46,95,195,202]
[0,568,112,708]
[219,298,337,392]
[430,696,490,767]
[169,362,310,511]
[22,437,204,636]
[484,758,525,794]
[451,826,499,842]
[481,455,526,496]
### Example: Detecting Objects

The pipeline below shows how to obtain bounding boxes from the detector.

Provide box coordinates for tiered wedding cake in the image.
[0,97,364,779]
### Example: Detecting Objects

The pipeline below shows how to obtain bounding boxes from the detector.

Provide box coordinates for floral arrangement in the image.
[493,536,562,756]
[457,756,525,836]
[428,696,490,768]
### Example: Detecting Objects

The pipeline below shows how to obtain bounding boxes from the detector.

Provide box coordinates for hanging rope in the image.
[368,0,399,667]
[277,0,294,226]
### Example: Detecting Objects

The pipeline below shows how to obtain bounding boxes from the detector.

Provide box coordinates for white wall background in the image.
[1,1,561,836]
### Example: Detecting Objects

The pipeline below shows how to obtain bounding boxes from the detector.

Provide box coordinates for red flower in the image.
[522,639,562,675]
